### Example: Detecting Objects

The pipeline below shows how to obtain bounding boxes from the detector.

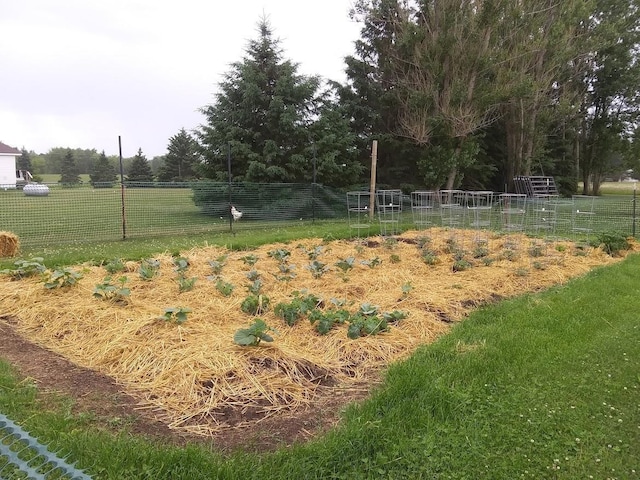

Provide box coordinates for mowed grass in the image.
[1,251,638,479]
[2,181,639,254]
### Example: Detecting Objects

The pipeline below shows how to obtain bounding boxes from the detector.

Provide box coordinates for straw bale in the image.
[0,229,632,436]
[0,231,19,257]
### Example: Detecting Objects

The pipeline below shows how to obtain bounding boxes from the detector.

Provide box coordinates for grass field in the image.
[1,246,638,479]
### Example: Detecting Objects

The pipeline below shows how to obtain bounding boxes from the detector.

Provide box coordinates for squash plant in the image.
[233,318,276,346]
[0,257,46,280]
[44,268,83,289]
[93,276,130,302]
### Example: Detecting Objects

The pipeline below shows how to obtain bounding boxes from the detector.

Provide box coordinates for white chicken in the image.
[231,205,243,221]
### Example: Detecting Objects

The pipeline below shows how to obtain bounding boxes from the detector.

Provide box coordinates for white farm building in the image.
[0,141,22,188]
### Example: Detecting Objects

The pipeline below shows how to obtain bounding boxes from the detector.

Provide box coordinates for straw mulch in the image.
[0,231,19,258]
[0,229,633,436]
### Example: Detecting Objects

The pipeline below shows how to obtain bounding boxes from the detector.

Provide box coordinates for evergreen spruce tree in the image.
[89,150,118,187]
[197,18,359,185]
[126,148,154,183]
[59,150,81,186]
[157,129,199,182]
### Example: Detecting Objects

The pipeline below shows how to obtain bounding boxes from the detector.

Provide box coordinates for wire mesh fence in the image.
[0,182,638,248]
[0,413,91,479]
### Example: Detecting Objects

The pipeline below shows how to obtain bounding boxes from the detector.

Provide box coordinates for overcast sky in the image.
[1,1,361,157]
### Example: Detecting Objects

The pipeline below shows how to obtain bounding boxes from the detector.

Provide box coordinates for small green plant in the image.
[44,268,83,289]
[267,248,291,263]
[246,279,263,295]
[309,309,350,335]
[514,267,529,277]
[421,249,439,265]
[401,282,413,296]
[592,231,631,256]
[347,303,388,339]
[389,254,401,264]
[177,274,197,292]
[472,241,489,259]
[273,263,296,282]
[208,255,227,276]
[306,260,329,279]
[443,237,459,254]
[360,257,382,269]
[245,269,261,282]
[383,237,398,249]
[139,259,160,280]
[161,307,192,324]
[416,235,432,249]
[335,256,356,281]
[241,254,259,266]
[532,260,547,270]
[499,249,518,262]
[528,243,545,258]
[241,294,270,315]
[0,257,46,279]
[215,279,234,296]
[233,318,276,346]
[299,245,324,260]
[481,257,495,266]
[274,291,321,326]
[104,258,125,274]
[172,256,190,273]
[382,310,408,324]
[452,259,473,272]
[93,276,130,302]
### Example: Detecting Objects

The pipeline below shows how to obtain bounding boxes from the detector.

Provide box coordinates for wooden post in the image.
[369,140,378,219]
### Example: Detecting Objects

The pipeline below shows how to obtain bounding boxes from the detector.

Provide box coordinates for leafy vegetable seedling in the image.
[233,318,277,346]
[44,268,83,289]
[139,259,160,280]
[0,257,46,280]
[241,294,270,315]
[161,307,192,324]
[93,276,130,302]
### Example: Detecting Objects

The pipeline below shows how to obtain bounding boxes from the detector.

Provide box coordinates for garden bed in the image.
[0,229,631,437]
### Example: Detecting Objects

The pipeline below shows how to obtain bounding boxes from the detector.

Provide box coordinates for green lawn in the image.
[1,249,638,479]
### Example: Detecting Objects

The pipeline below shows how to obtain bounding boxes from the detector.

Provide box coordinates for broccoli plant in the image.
[306,260,329,279]
[240,254,259,267]
[241,294,270,315]
[335,257,356,282]
[215,279,234,296]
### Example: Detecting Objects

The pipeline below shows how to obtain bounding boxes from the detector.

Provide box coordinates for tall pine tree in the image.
[126,148,154,183]
[90,150,118,187]
[59,150,81,186]
[157,129,199,182]
[197,18,360,185]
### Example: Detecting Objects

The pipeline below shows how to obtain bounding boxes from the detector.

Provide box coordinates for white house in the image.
[0,141,22,188]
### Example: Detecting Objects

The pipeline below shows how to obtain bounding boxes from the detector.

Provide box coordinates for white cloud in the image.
[0,0,360,157]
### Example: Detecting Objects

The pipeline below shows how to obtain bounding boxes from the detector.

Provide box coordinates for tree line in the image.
[19,1,640,194]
